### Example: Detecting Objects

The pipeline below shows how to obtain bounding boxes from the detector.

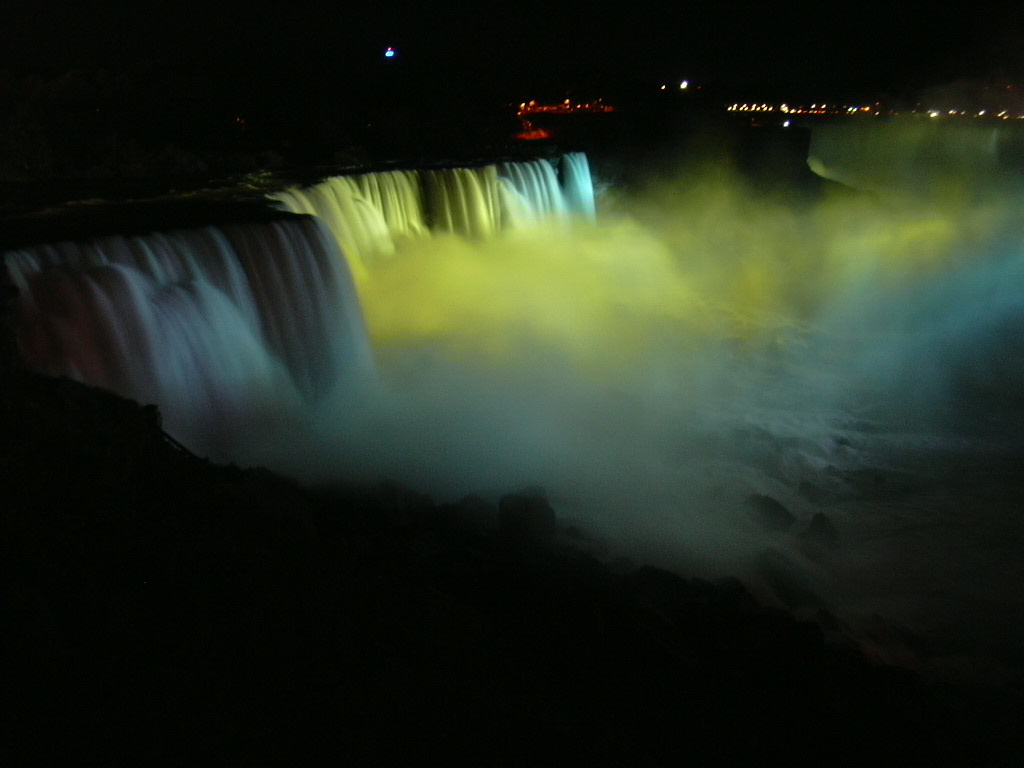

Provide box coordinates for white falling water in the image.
[269,156,596,271]
[6,155,597,457]
[560,152,597,220]
[270,180,395,283]
[351,170,429,240]
[421,165,505,238]
[497,159,568,227]
[7,217,372,456]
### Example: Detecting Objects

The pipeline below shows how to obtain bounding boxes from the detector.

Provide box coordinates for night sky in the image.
[2,0,1021,172]
[3,1,1020,98]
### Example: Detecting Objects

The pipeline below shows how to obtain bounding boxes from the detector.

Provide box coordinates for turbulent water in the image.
[6,132,1023,683]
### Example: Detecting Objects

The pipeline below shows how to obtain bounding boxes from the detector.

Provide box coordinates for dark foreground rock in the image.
[3,372,1022,766]
[745,492,796,532]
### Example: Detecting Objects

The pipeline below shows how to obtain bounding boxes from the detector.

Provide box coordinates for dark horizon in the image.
[3,2,1021,99]
[3,1,1022,186]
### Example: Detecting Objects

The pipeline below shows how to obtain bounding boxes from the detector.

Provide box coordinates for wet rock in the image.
[628,565,698,616]
[1,284,22,376]
[798,479,839,504]
[756,548,827,611]
[840,468,921,499]
[608,555,636,574]
[498,488,557,542]
[563,525,585,541]
[713,576,760,614]
[856,614,933,667]
[745,493,796,532]
[7,371,1017,765]
[814,607,842,631]
[443,493,498,536]
[801,512,840,549]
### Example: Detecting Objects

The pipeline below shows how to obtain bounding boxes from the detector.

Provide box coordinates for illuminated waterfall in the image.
[7,154,597,454]
[350,170,429,240]
[419,166,505,238]
[497,159,568,226]
[561,152,597,220]
[269,179,397,283]
[6,217,371,453]
[270,155,598,267]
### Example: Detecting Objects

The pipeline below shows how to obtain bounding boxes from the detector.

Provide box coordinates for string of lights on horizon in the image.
[380,47,1024,123]
[511,96,1023,123]
[727,103,1023,119]
[517,99,616,117]
[510,78,1024,122]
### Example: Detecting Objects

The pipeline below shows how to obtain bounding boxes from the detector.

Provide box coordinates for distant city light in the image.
[516,98,616,118]
[384,47,397,58]
[680,80,689,90]
[727,99,1023,120]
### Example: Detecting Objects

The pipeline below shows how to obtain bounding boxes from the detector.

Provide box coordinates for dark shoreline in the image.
[4,370,1022,765]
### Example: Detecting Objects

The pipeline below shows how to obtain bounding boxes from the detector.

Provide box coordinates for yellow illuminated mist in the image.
[359,223,699,368]
[354,164,995,374]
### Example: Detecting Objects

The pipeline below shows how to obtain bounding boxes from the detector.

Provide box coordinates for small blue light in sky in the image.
[384,47,397,58]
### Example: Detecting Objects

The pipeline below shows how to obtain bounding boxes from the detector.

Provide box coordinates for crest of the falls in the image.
[269,155,599,273]
[270,169,429,276]
[497,159,568,226]
[351,170,429,240]
[561,152,597,220]
[270,179,396,282]
[422,165,504,238]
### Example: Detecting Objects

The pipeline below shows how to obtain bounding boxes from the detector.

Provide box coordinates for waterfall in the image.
[351,170,429,240]
[561,152,597,220]
[269,179,395,282]
[269,155,598,266]
[6,153,597,454]
[422,165,504,238]
[6,216,372,453]
[497,159,568,226]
